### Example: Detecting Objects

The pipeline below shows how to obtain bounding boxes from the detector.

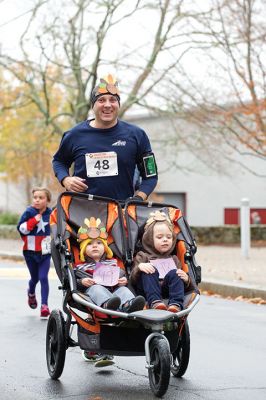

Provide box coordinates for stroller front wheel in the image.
[148,337,171,397]
[46,309,66,379]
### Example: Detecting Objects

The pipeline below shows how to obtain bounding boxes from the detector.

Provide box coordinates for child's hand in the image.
[35,214,42,222]
[117,277,127,286]
[176,269,189,283]
[138,263,155,274]
[81,277,95,287]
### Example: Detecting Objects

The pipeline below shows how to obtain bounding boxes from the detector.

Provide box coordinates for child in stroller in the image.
[74,216,145,312]
[131,210,191,312]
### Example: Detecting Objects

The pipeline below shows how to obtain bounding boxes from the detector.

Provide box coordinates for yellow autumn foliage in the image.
[0,66,71,196]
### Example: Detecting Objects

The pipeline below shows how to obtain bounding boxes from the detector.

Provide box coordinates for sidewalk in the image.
[195,244,266,301]
[0,239,266,301]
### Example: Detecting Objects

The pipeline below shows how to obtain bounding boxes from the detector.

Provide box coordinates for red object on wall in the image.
[224,208,266,225]
[224,209,239,224]
[250,209,266,224]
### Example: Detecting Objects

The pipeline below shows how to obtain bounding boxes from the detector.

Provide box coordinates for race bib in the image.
[41,237,51,255]
[85,152,118,177]
[150,258,177,279]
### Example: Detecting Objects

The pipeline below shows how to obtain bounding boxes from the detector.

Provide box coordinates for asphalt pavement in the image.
[2,278,266,400]
[0,238,266,301]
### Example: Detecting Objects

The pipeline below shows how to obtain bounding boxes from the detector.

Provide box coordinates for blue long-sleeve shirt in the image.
[52,119,158,201]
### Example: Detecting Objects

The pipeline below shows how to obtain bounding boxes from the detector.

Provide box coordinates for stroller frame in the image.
[46,192,200,397]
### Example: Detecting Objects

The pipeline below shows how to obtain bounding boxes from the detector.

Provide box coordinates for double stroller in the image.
[46,192,201,397]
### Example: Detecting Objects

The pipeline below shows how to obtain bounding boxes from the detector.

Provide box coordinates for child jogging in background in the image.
[17,187,52,318]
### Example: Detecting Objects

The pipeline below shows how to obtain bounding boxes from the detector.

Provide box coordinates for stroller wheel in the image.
[171,320,190,377]
[46,309,66,379]
[148,337,171,397]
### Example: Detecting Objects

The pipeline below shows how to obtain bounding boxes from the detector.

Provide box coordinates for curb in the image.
[0,252,55,266]
[0,252,24,261]
[199,279,266,301]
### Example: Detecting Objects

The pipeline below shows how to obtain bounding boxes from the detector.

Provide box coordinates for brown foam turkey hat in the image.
[77,217,113,261]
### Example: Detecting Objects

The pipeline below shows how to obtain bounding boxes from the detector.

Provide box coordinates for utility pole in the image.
[240,198,250,258]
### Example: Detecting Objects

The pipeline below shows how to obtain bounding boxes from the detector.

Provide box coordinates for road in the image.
[0,261,266,400]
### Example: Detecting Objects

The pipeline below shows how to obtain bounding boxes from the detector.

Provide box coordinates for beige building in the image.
[127,114,266,227]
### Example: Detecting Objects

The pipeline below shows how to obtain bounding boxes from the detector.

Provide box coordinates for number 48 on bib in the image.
[85,152,118,177]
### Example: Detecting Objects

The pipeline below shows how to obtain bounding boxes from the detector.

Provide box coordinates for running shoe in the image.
[82,351,102,362]
[40,304,50,318]
[28,291,37,309]
[82,351,115,367]
[94,355,115,368]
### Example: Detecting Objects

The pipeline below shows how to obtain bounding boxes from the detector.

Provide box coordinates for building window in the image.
[150,192,186,216]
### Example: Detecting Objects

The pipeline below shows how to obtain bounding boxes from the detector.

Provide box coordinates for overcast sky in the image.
[0,0,33,50]
[2,0,257,104]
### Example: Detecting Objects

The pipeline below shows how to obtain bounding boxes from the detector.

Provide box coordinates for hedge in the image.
[1,224,265,244]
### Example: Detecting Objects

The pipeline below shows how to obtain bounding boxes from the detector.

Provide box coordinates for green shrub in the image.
[0,212,20,225]
[0,225,20,239]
